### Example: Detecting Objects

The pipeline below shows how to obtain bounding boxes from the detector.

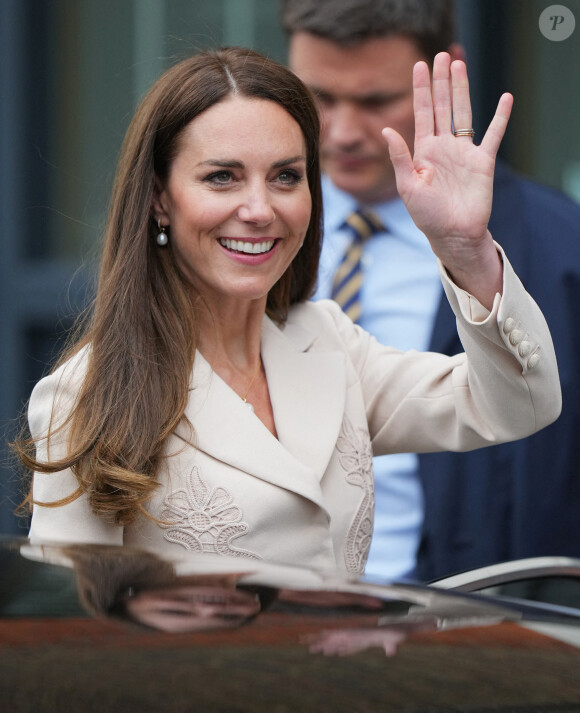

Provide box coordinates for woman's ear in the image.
[151,177,170,225]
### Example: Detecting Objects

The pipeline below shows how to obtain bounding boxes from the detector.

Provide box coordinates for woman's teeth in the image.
[219,238,275,254]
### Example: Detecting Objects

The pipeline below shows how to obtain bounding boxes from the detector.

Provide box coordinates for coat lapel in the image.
[260,315,346,480]
[429,296,461,355]
[173,313,346,512]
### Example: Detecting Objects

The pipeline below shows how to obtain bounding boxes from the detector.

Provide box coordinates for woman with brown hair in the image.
[16,47,560,576]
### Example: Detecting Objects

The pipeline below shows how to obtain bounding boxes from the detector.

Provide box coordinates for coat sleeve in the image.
[27,351,123,546]
[326,243,561,454]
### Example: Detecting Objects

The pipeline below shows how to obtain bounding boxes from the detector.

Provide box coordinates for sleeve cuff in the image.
[438,242,505,324]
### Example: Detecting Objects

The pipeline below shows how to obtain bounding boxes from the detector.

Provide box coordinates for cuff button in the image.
[518,341,532,358]
[509,328,524,346]
[503,317,516,334]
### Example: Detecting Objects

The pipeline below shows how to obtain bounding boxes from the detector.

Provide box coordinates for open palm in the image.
[383,53,513,259]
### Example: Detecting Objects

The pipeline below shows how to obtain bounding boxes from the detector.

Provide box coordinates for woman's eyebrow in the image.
[197,159,244,168]
[198,155,306,169]
[272,155,306,168]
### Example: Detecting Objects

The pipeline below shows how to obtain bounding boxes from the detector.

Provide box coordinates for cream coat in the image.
[28,247,561,575]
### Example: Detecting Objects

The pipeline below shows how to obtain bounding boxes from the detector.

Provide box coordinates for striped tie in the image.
[331,208,384,323]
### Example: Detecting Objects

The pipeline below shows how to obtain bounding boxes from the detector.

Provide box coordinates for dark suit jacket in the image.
[417,161,580,581]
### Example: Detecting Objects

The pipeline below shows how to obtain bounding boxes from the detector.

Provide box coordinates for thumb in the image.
[382,128,415,188]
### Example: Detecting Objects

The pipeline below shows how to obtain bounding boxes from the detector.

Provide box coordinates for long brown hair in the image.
[15,47,322,526]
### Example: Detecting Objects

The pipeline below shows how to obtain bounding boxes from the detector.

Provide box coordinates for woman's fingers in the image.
[432,52,452,135]
[450,59,473,136]
[412,54,477,140]
[480,92,514,158]
[412,60,434,142]
[401,53,511,168]
[382,127,415,191]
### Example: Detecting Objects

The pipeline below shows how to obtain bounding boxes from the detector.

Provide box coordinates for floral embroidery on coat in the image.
[335,415,374,574]
[159,465,261,559]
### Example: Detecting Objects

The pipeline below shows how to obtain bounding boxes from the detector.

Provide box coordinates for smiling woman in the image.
[13,47,561,577]
[153,96,312,318]
[152,94,312,433]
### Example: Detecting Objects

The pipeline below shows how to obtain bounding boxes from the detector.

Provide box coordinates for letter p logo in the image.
[539,5,576,41]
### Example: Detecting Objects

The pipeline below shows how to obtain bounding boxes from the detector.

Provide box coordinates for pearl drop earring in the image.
[156,220,168,247]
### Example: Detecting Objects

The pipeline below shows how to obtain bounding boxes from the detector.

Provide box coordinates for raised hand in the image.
[382,53,513,308]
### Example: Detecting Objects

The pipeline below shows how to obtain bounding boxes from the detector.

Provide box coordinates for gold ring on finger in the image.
[453,128,475,137]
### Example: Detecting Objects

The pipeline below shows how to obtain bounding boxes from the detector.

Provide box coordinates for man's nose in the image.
[323,101,365,147]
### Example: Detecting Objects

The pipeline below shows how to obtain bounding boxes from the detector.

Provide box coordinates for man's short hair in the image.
[281,0,456,60]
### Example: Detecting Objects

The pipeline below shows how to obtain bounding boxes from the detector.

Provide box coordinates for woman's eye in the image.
[277,169,303,185]
[205,171,233,185]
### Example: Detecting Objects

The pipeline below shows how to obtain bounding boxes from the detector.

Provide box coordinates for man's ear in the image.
[151,177,170,225]
[448,43,466,63]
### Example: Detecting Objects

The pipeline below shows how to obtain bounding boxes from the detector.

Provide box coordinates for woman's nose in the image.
[237,186,276,226]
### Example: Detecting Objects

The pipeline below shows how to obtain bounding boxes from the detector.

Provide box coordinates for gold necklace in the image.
[242,357,262,412]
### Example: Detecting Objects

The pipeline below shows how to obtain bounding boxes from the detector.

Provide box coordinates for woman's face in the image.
[125,585,262,633]
[154,95,312,310]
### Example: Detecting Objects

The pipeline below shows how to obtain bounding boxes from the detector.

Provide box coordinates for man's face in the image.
[289,32,425,204]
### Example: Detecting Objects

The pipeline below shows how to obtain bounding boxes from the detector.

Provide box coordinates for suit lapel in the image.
[429,296,460,356]
[174,313,346,512]
[260,315,346,480]
[488,162,529,281]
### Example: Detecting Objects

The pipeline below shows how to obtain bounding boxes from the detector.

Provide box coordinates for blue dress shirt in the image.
[315,176,442,580]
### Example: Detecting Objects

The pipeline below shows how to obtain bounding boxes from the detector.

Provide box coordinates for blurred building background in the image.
[1,0,579,534]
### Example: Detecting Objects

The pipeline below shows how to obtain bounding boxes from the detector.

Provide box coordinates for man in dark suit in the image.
[282,0,580,580]
[418,161,580,580]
